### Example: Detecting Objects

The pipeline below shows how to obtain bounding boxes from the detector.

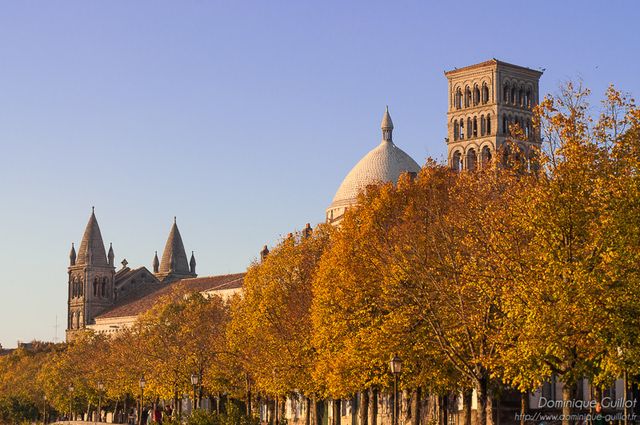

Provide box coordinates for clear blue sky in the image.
[0,1,638,347]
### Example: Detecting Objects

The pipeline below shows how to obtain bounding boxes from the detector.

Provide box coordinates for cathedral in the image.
[66,210,243,341]
[64,57,548,424]
[65,58,544,347]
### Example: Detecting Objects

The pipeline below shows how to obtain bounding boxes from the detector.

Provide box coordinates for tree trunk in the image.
[316,398,326,425]
[268,397,275,425]
[305,396,311,425]
[279,397,286,424]
[368,388,378,425]
[359,391,368,425]
[246,375,252,417]
[487,388,494,425]
[410,388,420,425]
[561,384,573,425]
[463,389,472,425]
[520,392,527,425]
[476,375,489,425]
[332,399,340,425]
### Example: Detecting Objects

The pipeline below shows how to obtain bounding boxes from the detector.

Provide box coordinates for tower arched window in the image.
[459,120,464,140]
[487,114,491,135]
[464,87,471,108]
[511,86,516,104]
[454,120,459,141]
[481,146,492,165]
[473,116,478,137]
[93,278,98,297]
[455,88,462,109]
[503,84,510,102]
[452,151,462,171]
[519,88,525,107]
[482,84,489,104]
[467,117,472,138]
[473,86,480,105]
[467,149,477,171]
[480,115,486,136]
[101,278,106,297]
[525,89,531,108]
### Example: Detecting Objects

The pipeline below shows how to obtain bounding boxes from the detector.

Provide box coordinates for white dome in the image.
[329,140,421,211]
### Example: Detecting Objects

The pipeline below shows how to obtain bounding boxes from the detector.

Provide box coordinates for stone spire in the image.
[190,251,196,274]
[152,251,159,273]
[303,223,312,238]
[107,243,114,267]
[76,208,108,266]
[158,217,190,275]
[69,243,76,266]
[260,245,269,262]
[381,106,394,142]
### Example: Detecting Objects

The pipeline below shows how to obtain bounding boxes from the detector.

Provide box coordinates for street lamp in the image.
[389,354,403,425]
[69,385,75,421]
[138,375,146,425]
[617,347,628,425]
[191,373,199,411]
[97,381,104,422]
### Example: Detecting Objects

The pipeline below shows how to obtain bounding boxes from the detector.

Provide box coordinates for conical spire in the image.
[76,208,108,266]
[158,217,190,275]
[190,251,196,274]
[69,243,76,266]
[107,243,114,267]
[381,106,393,142]
[152,251,159,273]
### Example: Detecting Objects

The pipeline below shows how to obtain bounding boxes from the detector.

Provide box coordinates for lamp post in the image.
[69,385,75,421]
[97,381,104,422]
[617,347,628,425]
[138,375,146,425]
[191,373,199,412]
[389,354,403,425]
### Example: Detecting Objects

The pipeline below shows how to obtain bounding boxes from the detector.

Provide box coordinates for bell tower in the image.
[66,208,116,341]
[444,59,543,170]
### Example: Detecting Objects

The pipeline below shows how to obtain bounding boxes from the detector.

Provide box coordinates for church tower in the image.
[66,208,116,341]
[154,217,197,283]
[444,59,543,170]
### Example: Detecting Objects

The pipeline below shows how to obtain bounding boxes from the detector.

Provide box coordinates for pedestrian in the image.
[593,402,605,425]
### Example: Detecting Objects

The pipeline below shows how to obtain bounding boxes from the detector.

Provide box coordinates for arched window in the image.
[482,84,489,104]
[452,151,462,171]
[454,120,459,141]
[503,114,508,135]
[473,86,480,105]
[93,278,98,297]
[455,88,462,109]
[503,84,510,102]
[487,114,492,135]
[525,89,531,108]
[480,115,486,136]
[481,146,492,165]
[465,87,471,108]
[460,120,465,140]
[525,120,531,138]
[467,118,472,138]
[75,311,81,329]
[519,88,525,107]
[473,117,478,137]
[467,149,477,171]
[511,86,516,104]
[101,278,106,297]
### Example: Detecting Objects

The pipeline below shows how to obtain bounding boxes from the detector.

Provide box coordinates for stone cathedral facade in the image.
[66,210,242,342]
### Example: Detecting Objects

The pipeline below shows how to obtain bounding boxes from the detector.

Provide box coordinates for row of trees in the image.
[1,84,639,425]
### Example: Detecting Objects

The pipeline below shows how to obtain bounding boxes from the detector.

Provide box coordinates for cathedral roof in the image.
[95,273,245,319]
[328,108,420,210]
[76,208,108,266]
[159,218,190,275]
